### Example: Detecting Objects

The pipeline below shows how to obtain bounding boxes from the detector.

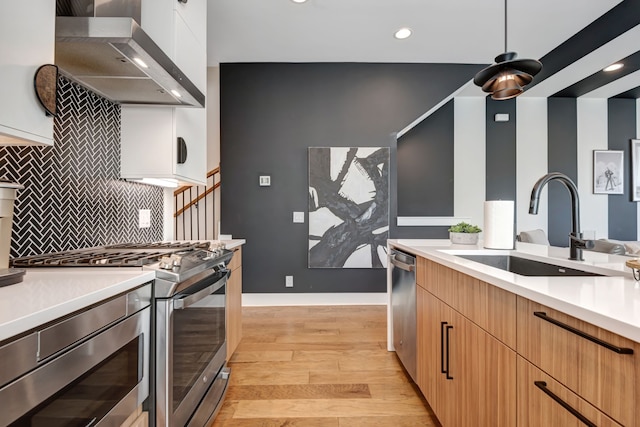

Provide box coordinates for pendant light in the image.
[473,0,542,100]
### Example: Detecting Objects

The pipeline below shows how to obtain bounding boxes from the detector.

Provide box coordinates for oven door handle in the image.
[173,270,229,310]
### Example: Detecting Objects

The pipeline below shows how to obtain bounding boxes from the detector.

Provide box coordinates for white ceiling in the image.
[207,0,640,99]
[207,0,620,65]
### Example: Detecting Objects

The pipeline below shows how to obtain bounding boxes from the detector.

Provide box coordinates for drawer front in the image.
[416,257,437,293]
[517,297,638,426]
[517,356,623,427]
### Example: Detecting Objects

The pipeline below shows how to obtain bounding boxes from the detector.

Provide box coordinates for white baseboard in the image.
[241,292,388,307]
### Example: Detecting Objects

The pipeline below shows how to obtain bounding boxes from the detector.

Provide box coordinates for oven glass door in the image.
[10,337,141,426]
[172,274,226,414]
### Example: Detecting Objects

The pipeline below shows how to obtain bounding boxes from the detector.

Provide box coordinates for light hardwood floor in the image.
[211,305,440,427]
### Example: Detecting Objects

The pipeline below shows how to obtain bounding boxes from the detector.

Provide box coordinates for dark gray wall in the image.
[608,98,637,240]
[547,98,578,247]
[486,98,517,201]
[391,100,455,240]
[220,63,482,293]
[397,100,454,217]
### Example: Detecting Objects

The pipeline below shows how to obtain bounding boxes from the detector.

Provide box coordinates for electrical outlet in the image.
[293,211,304,223]
[285,275,293,288]
[139,209,151,228]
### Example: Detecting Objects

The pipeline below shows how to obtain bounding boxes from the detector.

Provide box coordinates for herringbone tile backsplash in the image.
[0,77,164,258]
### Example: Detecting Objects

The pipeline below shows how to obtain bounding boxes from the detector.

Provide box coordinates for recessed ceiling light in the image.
[291,0,307,3]
[394,27,412,40]
[603,63,624,72]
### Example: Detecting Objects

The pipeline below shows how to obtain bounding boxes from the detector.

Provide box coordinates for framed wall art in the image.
[631,140,640,201]
[308,147,389,269]
[593,150,624,195]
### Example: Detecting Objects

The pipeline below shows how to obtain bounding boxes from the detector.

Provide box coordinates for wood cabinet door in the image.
[517,356,623,427]
[416,287,439,409]
[226,249,243,360]
[446,306,516,427]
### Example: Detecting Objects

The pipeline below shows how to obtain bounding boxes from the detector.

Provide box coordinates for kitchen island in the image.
[388,239,640,427]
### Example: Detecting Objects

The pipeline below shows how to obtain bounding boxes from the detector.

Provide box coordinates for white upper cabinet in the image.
[0,0,55,145]
[174,0,207,47]
[121,106,205,186]
[122,0,207,186]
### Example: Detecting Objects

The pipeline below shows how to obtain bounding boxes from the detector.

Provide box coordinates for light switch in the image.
[259,175,271,186]
[494,113,509,122]
[293,211,305,223]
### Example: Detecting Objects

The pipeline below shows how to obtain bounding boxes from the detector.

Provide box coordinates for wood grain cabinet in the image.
[412,255,640,426]
[517,297,639,426]
[416,259,516,427]
[226,247,243,360]
[517,356,623,427]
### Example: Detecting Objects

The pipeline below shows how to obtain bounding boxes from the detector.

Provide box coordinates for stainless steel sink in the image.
[456,254,603,277]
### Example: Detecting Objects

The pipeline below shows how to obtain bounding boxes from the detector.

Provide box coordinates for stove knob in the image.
[171,254,182,267]
[159,256,174,270]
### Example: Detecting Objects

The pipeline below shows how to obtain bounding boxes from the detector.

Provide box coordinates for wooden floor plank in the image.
[212,417,340,427]
[225,384,371,400]
[210,305,440,427]
[230,350,293,363]
[232,398,429,418]
[338,415,439,427]
[230,359,339,372]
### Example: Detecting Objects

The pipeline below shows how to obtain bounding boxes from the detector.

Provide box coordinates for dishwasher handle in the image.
[389,253,415,272]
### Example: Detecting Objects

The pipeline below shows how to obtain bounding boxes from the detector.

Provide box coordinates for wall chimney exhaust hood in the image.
[55,0,205,107]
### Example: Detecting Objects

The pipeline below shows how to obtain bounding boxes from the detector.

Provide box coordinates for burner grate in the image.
[10,242,218,268]
[11,250,169,267]
[105,242,210,250]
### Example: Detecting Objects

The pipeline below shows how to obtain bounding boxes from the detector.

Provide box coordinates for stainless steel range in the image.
[11,241,234,427]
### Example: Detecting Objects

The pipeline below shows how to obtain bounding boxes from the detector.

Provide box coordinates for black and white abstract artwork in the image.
[308,147,389,268]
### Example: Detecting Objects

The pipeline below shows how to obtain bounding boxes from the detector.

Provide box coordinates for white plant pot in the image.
[449,232,479,245]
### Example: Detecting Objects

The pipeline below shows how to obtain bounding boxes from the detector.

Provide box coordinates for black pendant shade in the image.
[473,52,542,100]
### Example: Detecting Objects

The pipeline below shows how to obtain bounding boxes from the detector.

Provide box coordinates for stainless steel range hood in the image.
[55,0,205,107]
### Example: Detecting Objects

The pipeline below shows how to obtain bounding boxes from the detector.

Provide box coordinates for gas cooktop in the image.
[10,242,213,268]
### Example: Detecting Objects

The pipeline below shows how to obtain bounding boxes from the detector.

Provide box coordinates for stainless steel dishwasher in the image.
[389,248,417,382]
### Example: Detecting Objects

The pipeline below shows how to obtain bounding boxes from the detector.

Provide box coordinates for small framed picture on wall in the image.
[631,140,640,201]
[593,150,624,195]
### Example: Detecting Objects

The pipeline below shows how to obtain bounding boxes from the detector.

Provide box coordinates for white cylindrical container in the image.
[484,200,514,249]
[0,182,23,269]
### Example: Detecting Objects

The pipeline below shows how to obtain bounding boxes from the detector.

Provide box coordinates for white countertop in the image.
[0,239,246,343]
[0,269,155,342]
[388,239,640,343]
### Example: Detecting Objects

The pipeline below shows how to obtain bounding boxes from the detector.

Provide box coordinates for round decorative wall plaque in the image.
[34,64,58,117]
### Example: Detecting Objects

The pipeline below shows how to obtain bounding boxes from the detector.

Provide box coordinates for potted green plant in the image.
[448,222,482,245]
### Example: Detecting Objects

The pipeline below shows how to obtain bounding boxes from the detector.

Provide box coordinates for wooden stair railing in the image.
[173,166,220,240]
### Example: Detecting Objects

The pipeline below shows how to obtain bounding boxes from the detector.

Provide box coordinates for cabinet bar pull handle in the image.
[440,321,447,374]
[445,325,453,380]
[534,381,596,427]
[533,312,634,354]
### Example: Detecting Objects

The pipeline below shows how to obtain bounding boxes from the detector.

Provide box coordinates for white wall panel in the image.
[516,98,548,234]
[637,99,640,240]
[454,97,486,229]
[577,98,608,239]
